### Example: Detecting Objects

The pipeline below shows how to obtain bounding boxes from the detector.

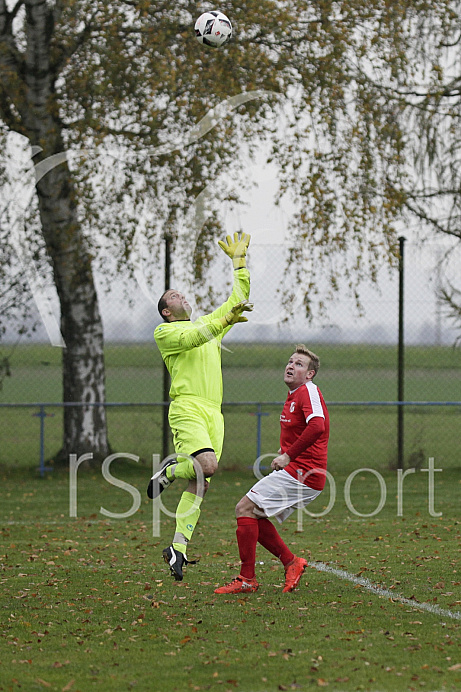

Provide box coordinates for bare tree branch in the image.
[404,197,461,240]
[439,283,461,346]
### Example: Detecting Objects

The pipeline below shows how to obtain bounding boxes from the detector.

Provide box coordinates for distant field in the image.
[1,364,460,403]
[1,342,460,403]
[1,399,459,474]
[0,342,460,470]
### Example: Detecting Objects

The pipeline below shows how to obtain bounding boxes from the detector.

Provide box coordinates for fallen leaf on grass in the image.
[61,681,75,692]
[448,663,461,671]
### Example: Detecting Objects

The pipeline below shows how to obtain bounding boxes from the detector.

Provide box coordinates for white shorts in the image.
[246,469,321,523]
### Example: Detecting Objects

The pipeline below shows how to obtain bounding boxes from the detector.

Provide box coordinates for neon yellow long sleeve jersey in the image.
[154,268,250,406]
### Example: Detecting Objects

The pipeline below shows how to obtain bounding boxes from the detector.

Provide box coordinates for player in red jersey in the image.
[215,345,329,594]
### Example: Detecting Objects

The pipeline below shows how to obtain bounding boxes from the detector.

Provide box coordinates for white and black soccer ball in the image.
[194,11,232,48]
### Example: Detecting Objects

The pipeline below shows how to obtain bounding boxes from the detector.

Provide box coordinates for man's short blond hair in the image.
[295,344,320,376]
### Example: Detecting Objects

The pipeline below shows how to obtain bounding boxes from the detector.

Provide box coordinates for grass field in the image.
[1,343,460,690]
[0,401,460,477]
[0,342,460,470]
[1,463,460,692]
[1,342,461,403]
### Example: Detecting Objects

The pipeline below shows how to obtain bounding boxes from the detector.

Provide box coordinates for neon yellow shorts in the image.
[168,396,224,462]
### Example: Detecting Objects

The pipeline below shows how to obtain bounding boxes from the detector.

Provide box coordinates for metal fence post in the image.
[249,403,269,460]
[397,236,406,470]
[32,405,53,477]
[162,233,172,461]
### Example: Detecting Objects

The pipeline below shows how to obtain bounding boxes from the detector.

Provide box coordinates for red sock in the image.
[236,516,259,579]
[257,517,294,566]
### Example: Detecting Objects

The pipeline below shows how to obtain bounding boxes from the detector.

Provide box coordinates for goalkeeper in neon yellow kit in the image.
[147,232,252,581]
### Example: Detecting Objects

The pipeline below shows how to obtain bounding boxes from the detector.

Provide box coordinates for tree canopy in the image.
[2,1,460,323]
[0,0,460,459]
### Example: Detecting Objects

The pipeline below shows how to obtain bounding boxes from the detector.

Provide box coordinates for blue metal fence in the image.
[1,400,459,476]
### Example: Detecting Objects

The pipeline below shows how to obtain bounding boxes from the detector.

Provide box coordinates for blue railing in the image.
[1,401,460,477]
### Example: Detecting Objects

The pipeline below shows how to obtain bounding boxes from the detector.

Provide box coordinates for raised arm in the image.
[202,233,251,324]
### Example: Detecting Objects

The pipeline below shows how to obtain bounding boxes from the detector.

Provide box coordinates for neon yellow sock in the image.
[172,492,203,554]
[172,543,187,555]
[166,459,196,481]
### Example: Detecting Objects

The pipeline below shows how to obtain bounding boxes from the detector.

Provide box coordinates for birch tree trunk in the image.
[36,159,109,462]
[0,0,109,463]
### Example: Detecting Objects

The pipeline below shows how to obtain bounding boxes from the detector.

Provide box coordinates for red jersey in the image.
[280,381,329,490]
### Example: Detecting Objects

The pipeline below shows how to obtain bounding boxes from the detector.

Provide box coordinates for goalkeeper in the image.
[147,232,252,581]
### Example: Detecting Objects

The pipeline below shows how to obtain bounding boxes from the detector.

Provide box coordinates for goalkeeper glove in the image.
[220,300,254,326]
[218,232,251,269]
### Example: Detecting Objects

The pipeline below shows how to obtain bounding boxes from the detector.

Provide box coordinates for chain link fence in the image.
[0,241,460,476]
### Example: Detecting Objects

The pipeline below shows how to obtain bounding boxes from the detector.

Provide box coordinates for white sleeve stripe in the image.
[306,412,324,424]
[305,382,325,422]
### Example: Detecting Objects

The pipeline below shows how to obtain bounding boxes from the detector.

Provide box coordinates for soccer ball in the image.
[194,11,232,48]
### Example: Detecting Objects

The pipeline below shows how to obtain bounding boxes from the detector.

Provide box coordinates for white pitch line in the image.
[309,561,461,621]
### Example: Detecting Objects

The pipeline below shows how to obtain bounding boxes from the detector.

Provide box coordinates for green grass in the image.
[1,464,460,691]
[1,405,460,476]
[1,342,461,403]
[1,343,460,689]
[3,341,461,369]
[1,342,460,470]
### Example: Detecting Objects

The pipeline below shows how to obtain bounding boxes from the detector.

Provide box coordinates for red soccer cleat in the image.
[283,556,307,592]
[214,576,259,594]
